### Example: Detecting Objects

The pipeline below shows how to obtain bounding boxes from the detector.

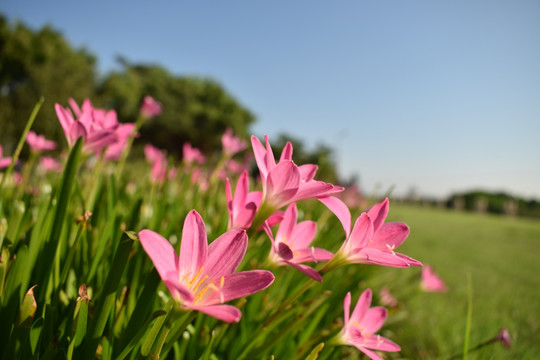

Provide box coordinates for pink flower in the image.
[104,123,136,160]
[326,197,422,269]
[55,99,118,153]
[251,135,343,211]
[221,128,247,157]
[495,328,511,348]
[26,131,57,152]
[225,170,262,230]
[140,96,162,119]
[139,210,274,322]
[340,289,401,360]
[0,145,13,169]
[379,287,398,308]
[225,158,248,175]
[263,203,333,281]
[144,144,168,184]
[421,265,447,292]
[182,143,206,165]
[39,156,63,173]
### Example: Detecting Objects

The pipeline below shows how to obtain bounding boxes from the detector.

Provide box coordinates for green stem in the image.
[247,201,277,239]
[81,231,136,359]
[0,97,43,193]
[161,311,197,356]
[115,115,145,181]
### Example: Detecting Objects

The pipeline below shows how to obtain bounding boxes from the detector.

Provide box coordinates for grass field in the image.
[364,204,540,359]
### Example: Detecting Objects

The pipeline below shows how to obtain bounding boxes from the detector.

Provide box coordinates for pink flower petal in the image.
[283,261,322,281]
[279,142,293,162]
[185,304,242,323]
[205,230,247,278]
[68,98,82,117]
[291,181,341,203]
[347,213,374,251]
[266,161,300,207]
[55,104,74,136]
[318,196,351,239]
[289,221,317,249]
[138,230,193,302]
[162,272,194,302]
[350,289,372,325]
[277,242,294,260]
[370,222,410,250]
[217,270,275,302]
[367,198,389,233]
[263,135,277,171]
[356,248,411,268]
[355,347,384,360]
[397,253,423,267]
[360,306,388,334]
[251,135,270,180]
[343,292,351,329]
[360,336,401,352]
[293,248,334,263]
[179,210,208,278]
[298,164,318,182]
[275,204,298,242]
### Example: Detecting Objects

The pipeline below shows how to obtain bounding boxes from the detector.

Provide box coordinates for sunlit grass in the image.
[366,205,540,359]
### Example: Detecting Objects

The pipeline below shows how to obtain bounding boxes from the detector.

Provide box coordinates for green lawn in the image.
[364,204,540,359]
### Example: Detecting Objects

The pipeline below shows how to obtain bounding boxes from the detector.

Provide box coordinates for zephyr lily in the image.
[421,265,447,292]
[39,156,63,173]
[225,170,262,230]
[104,123,136,160]
[379,287,398,308]
[139,210,274,322]
[140,95,162,119]
[26,131,57,152]
[55,99,118,154]
[338,289,401,360]
[263,203,333,281]
[182,142,205,165]
[144,144,168,184]
[325,197,422,270]
[222,128,247,157]
[225,170,284,231]
[250,135,343,228]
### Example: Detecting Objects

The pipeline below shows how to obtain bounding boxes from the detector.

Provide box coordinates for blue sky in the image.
[3,0,540,199]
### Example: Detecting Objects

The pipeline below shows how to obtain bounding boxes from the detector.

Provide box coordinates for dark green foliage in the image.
[447,190,540,218]
[96,60,255,157]
[0,15,96,152]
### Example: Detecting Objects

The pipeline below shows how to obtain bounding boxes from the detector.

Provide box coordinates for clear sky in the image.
[3,0,540,199]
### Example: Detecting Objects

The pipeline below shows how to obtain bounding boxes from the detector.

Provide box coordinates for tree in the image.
[0,15,96,151]
[97,60,255,157]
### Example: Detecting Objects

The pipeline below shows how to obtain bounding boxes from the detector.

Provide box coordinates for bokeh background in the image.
[1,2,539,358]
[2,0,539,202]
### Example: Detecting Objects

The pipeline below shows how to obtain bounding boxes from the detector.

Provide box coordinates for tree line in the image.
[0,13,340,183]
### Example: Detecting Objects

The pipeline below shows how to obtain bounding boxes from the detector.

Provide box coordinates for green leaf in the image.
[0,97,43,193]
[36,137,83,305]
[114,310,166,360]
[29,317,44,356]
[305,343,324,360]
[2,285,38,359]
[80,231,135,359]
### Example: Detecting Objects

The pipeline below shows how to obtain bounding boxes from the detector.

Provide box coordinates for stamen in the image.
[189,266,205,286]
[192,275,209,292]
[385,244,396,254]
[194,286,210,302]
